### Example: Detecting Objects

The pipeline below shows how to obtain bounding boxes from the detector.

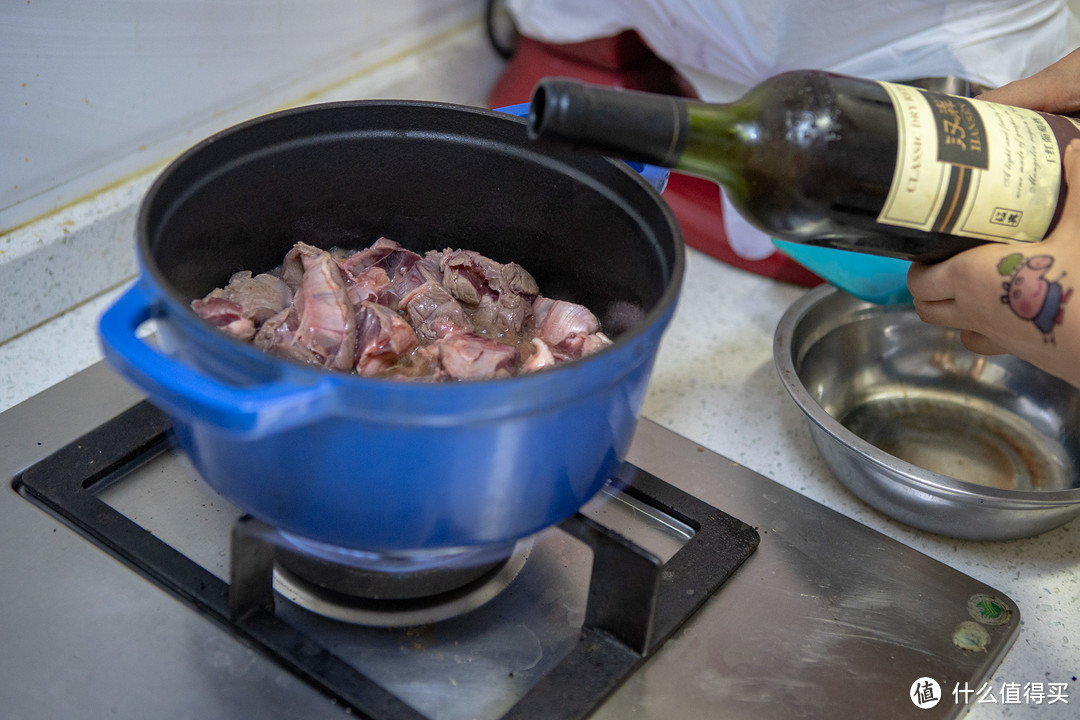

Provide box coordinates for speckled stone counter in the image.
[644,250,1079,720]
[2,244,1076,718]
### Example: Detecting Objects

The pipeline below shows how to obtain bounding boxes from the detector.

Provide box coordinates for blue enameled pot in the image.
[98,100,684,556]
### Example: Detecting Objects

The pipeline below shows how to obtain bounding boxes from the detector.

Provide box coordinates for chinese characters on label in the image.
[925,94,989,169]
[990,207,1024,228]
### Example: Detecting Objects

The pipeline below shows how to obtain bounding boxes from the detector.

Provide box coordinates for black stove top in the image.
[15,400,758,720]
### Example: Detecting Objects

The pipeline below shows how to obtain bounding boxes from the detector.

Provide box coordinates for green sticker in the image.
[967,593,1012,626]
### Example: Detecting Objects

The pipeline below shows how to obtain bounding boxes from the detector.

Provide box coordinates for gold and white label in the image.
[877,80,1066,243]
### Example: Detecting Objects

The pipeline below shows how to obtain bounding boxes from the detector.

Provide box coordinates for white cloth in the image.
[507,0,1076,100]
[506,0,1078,259]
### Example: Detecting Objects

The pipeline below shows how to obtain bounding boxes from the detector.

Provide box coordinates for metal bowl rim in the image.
[774,285,1080,507]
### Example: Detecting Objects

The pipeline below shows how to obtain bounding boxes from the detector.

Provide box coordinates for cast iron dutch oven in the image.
[98,100,684,556]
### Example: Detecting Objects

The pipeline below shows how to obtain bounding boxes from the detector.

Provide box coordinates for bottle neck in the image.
[528,80,742,184]
[674,104,745,186]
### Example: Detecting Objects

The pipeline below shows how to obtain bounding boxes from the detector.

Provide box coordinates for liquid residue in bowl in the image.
[839,390,1075,491]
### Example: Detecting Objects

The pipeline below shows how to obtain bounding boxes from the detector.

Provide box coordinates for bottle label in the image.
[877,80,1080,243]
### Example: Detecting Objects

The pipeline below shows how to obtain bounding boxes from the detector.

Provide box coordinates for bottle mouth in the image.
[525,78,687,167]
[526,83,550,140]
[527,78,590,142]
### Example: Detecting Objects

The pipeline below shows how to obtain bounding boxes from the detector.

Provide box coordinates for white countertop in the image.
[2,242,1076,718]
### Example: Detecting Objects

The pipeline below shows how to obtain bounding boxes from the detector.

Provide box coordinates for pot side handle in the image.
[97,279,336,437]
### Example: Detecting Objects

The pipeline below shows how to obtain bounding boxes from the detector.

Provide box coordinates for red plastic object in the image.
[488,32,690,107]
[528,29,649,71]
[660,173,824,286]
[489,33,822,287]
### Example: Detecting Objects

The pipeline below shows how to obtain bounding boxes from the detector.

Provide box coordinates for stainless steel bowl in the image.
[774,285,1080,540]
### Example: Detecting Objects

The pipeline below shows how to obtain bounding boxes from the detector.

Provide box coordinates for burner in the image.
[274,530,520,593]
[16,401,760,720]
[272,537,532,626]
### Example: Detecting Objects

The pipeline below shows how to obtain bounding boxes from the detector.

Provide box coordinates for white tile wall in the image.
[0,11,506,345]
[1,0,483,234]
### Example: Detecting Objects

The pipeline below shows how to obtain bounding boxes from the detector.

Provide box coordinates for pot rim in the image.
[135,99,686,402]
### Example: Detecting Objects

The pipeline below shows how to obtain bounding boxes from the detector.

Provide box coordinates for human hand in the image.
[976,46,1080,114]
[907,140,1080,389]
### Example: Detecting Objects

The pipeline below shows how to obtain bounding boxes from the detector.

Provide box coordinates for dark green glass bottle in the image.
[528,72,1080,262]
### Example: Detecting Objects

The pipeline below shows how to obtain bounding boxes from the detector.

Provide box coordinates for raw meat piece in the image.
[190,297,256,341]
[400,280,473,342]
[532,296,613,359]
[499,261,541,297]
[280,243,311,295]
[192,237,617,380]
[521,337,556,373]
[292,244,357,371]
[533,297,599,340]
[338,238,423,307]
[254,307,321,365]
[338,237,402,276]
[384,252,444,311]
[190,271,292,341]
[343,266,391,306]
[204,271,292,323]
[441,251,489,305]
[437,333,519,380]
[532,297,613,361]
[377,247,424,292]
[579,331,614,356]
[355,301,419,376]
[441,250,539,335]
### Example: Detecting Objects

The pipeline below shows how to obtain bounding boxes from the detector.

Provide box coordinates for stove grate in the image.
[14,400,758,720]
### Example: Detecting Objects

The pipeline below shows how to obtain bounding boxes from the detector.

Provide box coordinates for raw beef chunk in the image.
[192,237,622,381]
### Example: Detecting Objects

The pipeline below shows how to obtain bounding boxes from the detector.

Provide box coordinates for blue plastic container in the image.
[772,239,913,305]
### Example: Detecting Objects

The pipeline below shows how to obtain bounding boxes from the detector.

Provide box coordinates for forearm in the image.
[977,47,1080,114]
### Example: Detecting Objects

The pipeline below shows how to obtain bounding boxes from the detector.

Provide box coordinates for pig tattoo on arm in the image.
[997,253,1073,344]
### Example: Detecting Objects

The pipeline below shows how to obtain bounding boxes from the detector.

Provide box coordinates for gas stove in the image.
[2,360,1019,719]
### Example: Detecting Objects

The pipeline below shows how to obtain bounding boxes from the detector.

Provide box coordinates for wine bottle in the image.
[527,72,1080,263]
